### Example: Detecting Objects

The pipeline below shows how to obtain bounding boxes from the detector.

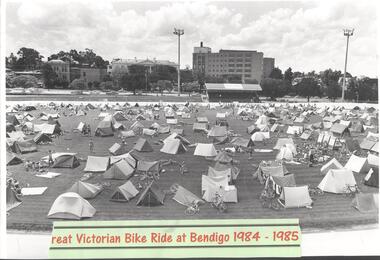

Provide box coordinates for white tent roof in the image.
[84,156,110,172]
[194,143,217,157]
[47,192,96,220]
[345,154,368,173]
[318,168,357,193]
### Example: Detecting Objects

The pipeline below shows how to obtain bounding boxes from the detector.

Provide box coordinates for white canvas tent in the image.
[276,146,294,161]
[84,156,110,172]
[201,175,237,203]
[318,169,357,193]
[110,181,139,202]
[279,186,312,208]
[344,154,368,174]
[67,181,103,199]
[104,160,135,180]
[194,143,217,157]
[160,139,187,154]
[320,158,343,175]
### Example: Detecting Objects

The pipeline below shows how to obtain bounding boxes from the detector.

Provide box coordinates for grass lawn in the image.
[6,103,378,232]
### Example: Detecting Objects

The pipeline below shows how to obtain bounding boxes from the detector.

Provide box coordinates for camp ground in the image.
[5,101,379,232]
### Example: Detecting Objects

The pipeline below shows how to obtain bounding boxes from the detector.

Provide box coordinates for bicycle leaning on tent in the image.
[211,191,227,213]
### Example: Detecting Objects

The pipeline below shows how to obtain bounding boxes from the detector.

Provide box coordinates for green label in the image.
[49,219,301,258]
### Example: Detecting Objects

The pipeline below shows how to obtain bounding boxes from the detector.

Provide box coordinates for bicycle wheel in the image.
[185,207,196,215]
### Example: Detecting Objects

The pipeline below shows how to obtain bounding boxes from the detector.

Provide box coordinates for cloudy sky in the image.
[5,0,378,77]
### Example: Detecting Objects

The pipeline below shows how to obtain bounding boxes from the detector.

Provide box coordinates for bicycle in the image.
[344,184,360,197]
[211,193,227,213]
[185,201,201,215]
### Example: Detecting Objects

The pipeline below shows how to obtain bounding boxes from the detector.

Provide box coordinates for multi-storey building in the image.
[48,59,71,82]
[107,58,178,81]
[263,57,275,78]
[193,42,274,83]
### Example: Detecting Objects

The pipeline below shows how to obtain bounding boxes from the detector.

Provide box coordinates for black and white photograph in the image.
[2,0,379,258]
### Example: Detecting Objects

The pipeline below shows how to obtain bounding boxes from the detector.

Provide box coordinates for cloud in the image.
[6,0,378,76]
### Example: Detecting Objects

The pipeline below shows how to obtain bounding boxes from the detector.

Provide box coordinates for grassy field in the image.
[6,94,202,102]
[6,104,378,232]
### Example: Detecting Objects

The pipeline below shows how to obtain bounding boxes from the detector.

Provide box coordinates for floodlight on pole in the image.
[341,28,354,101]
[173,28,184,96]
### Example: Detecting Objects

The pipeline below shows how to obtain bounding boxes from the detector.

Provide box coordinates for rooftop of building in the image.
[111,58,177,67]
[205,83,262,92]
[48,59,68,64]
[219,49,260,53]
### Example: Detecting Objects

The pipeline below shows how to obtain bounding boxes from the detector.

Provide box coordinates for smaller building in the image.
[205,83,262,102]
[47,59,70,82]
[107,58,178,80]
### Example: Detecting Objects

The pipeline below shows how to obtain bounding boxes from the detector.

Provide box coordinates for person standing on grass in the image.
[89,139,94,154]
[248,146,254,159]
[87,124,92,137]
[48,150,54,167]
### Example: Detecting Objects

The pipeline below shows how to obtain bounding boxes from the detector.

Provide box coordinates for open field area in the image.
[6,102,378,232]
[6,94,203,103]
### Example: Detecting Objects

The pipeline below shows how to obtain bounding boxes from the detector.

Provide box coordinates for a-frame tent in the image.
[318,168,357,194]
[95,120,114,137]
[136,182,165,206]
[172,185,202,207]
[110,181,139,202]
[109,143,129,156]
[278,186,313,208]
[160,139,187,154]
[67,181,103,199]
[133,138,153,152]
[84,156,110,172]
[33,133,52,144]
[6,182,22,211]
[320,158,343,175]
[6,152,23,166]
[104,160,135,180]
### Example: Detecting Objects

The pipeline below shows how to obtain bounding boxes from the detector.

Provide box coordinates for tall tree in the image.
[41,63,58,89]
[180,69,194,83]
[260,78,287,100]
[284,67,293,82]
[120,65,146,95]
[296,77,322,102]
[48,48,109,68]
[14,47,44,71]
[269,67,283,79]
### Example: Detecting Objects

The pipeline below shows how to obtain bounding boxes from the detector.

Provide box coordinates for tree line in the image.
[5,47,378,101]
[260,67,378,102]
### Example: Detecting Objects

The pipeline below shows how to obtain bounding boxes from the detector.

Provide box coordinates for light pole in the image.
[173,28,184,96]
[342,28,354,101]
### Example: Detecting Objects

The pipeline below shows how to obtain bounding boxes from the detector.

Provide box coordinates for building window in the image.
[228,64,235,67]
[236,59,243,62]
[236,64,243,67]
[236,69,242,72]
[229,59,235,62]
[228,69,234,72]
[245,69,251,72]
[245,74,251,78]
[83,72,86,77]
[245,63,251,67]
